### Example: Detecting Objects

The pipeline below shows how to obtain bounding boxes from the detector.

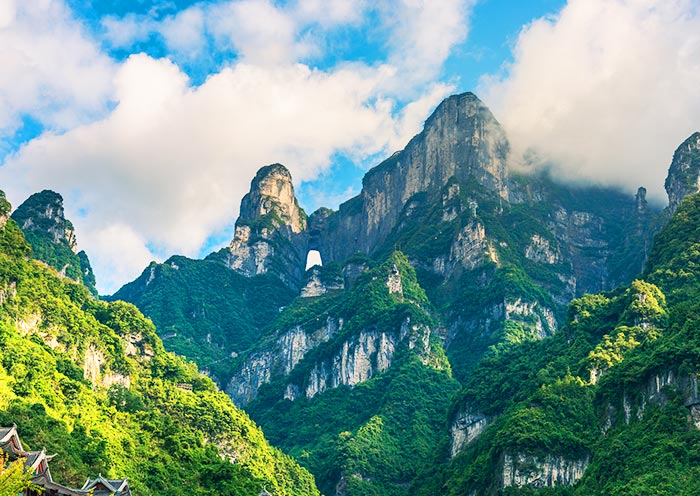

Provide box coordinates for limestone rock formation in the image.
[665,132,700,214]
[214,163,308,288]
[226,317,342,406]
[12,190,78,252]
[314,92,510,262]
[11,190,97,295]
[501,453,589,488]
[450,406,490,458]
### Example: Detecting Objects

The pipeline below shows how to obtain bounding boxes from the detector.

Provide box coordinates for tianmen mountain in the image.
[3,92,700,496]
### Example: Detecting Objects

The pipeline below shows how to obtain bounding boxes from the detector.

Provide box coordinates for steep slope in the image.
[111,255,295,385]
[415,165,700,495]
[110,94,691,496]
[111,164,305,387]
[209,163,309,289]
[116,92,660,385]
[665,131,700,215]
[11,190,97,296]
[308,92,657,378]
[240,253,460,495]
[310,92,509,261]
[0,191,319,496]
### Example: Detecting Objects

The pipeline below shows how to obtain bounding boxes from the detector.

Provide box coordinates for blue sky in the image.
[1,0,699,293]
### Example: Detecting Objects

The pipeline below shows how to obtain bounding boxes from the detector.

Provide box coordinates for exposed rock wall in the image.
[227,316,435,406]
[226,318,341,406]
[316,93,510,262]
[501,453,589,488]
[300,267,344,297]
[450,406,490,458]
[304,330,398,398]
[604,369,700,430]
[218,163,308,288]
[665,132,700,215]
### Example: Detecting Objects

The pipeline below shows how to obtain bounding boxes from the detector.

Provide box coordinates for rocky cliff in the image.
[312,93,509,262]
[501,453,589,489]
[665,132,700,214]
[111,92,700,496]
[210,163,308,288]
[11,189,97,295]
[227,254,441,408]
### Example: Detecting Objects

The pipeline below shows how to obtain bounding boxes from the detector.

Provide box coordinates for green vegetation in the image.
[411,193,700,495]
[0,195,319,496]
[241,253,459,496]
[0,454,36,496]
[111,256,296,384]
[10,190,98,296]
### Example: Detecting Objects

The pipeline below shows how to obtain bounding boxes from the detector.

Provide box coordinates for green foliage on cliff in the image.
[111,255,295,384]
[240,252,459,496]
[249,341,459,496]
[412,193,700,495]
[0,203,319,496]
[10,190,98,297]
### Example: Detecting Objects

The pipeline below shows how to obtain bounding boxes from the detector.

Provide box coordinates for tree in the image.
[0,455,35,496]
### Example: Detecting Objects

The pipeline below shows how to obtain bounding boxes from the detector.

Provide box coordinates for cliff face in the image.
[665,132,700,214]
[227,256,440,408]
[501,453,589,489]
[209,94,659,312]
[227,317,341,406]
[11,190,97,295]
[314,93,509,262]
[213,163,308,288]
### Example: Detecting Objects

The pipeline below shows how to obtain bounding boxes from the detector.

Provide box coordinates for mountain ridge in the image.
[16,91,700,496]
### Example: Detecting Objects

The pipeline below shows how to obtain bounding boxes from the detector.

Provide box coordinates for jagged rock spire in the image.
[237,163,306,234]
[313,91,511,261]
[218,164,308,288]
[12,190,78,252]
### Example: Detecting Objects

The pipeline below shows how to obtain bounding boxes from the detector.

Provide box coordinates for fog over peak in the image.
[481,0,700,204]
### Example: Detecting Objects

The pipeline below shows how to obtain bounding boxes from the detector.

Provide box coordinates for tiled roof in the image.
[82,475,132,495]
[2,427,132,496]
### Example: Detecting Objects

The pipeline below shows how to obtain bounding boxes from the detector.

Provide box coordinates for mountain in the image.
[109,92,700,495]
[0,190,319,495]
[665,131,700,215]
[417,190,700,495]
[209,163,309,289]
[116,92,660,386]
[11,190,97,296]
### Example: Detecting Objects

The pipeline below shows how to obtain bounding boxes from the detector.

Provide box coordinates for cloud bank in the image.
[0,0,469,293]
[481,0,700,202]
[0,0,115,137]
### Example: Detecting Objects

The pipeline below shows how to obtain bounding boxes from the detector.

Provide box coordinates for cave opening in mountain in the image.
[305,249,323,270]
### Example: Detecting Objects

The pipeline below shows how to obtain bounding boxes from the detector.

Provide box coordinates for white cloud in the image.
[79,223,155,296]
[293,0,368,27]
[0,0,473,294]
[102,13,155,49]
[208,0,317,64]
[160,7,207,58]
[380,0,476,93]
[480,0,700,202]
[96,0,474,92]
[0,54,451,293]
[0,0,115,135]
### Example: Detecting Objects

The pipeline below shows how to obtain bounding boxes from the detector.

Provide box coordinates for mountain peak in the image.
[238,163,305,234]
[11,189,97,295]
[424,92,487,125]
[216,163,307,287]
[664,131,700,214]
[12,189,77,253]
